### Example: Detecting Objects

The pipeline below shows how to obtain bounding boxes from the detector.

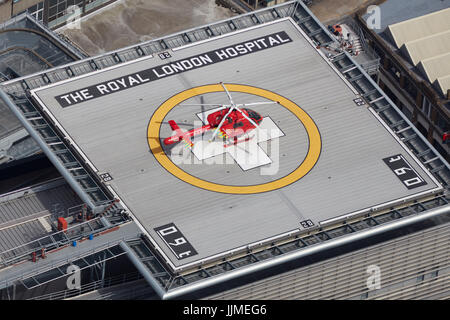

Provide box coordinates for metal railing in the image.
[206,221,450,300]
[0,239,128,290]
[29,271,144,300]
[0,216,105,268]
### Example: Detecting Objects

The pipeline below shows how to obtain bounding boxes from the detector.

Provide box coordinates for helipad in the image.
[30,18,442,270]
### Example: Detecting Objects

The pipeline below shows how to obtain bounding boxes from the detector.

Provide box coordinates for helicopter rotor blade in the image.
[200,96,207,138]
[210,82,238,142]
[159,121,194,128]
[237,101,279,107]
[200,96,206,124]
[233,105,260,129]
[220,82,235,106]
[176,103,230,107]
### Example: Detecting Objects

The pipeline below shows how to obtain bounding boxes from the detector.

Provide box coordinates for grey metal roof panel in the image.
[0,219,48,254]
[0,178,81,225]
[30,19,442,270]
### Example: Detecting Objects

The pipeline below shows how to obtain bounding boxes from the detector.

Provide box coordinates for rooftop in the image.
[384,7,450,96]
[362,2,450,98]
[0,0,449,299]
[30,17,442,271]
[362,0,450,34]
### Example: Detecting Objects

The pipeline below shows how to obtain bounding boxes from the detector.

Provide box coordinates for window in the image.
[27,2,44,23]
[421,96,432,118]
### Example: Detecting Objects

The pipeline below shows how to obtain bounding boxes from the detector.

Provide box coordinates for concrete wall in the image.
[0,0,12,23]
[0,0,42,24]
[12,0,41,16]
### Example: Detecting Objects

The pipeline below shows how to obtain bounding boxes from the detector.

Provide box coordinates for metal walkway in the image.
[0,221,141,290]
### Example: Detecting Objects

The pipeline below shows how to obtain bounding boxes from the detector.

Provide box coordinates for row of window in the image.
[26,2,44,22]
[47,0,85,22]
[16,0,109,25]
[381,78,449,154]
[380,47,449,138]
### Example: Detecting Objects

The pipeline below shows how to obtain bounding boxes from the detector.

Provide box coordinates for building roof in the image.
[0,178,81,261]
[400,30,450,66]
[362,0,450,34]
[384,7,450,97]
[385,7,450,48]
[29,18,442,271]
[417,52,450,85]
[435,74,450,98]
[1,1,449,299]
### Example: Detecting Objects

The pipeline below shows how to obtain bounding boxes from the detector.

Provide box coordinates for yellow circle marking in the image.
[147,84,321,194]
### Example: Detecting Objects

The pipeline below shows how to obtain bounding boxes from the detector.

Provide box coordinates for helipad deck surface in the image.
[31,19,441,270]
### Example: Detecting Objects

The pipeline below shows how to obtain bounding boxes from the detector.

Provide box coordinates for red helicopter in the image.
[163,83,278,148]
[163,107,263,147]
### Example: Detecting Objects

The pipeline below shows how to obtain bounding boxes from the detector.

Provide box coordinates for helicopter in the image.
[163,83,279,148]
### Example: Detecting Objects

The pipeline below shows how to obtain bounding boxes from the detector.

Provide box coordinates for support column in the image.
[428,106,438,143]
[399,73,405,88]
[414,89,423,125]
[415,89,423,108]
[43,0,49,25]
[101,251,106,288]
[412,108,418,125]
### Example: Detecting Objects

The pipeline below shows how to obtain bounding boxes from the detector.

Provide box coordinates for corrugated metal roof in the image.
[362,0,450,34]
[435,74,450,98]
[417,52,450,84]
[400,30,450,66]
[386,7,450,96]
[386,7,450,48]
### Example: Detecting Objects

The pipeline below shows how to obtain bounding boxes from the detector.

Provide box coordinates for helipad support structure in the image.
[1,1,449,299]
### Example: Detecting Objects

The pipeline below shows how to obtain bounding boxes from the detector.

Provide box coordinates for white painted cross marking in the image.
[192,107,284,170]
